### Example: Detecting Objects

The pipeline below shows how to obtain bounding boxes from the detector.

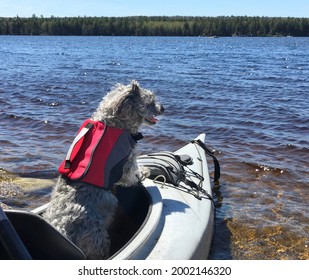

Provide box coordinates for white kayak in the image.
[0,134,219,260]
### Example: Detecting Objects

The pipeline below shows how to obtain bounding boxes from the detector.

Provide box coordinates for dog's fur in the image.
[44,81,164,259]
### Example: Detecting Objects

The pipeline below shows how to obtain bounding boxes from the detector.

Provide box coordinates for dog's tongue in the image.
[149,117,158,123]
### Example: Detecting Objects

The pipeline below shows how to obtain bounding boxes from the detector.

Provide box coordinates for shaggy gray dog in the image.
[44,80,164,259]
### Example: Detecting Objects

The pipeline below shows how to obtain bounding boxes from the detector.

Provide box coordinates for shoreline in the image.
[0,168,55,210]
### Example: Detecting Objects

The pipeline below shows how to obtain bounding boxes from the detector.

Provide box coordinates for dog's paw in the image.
[116,172,139,187]
[115,167,149,187]
[138,166,150,181]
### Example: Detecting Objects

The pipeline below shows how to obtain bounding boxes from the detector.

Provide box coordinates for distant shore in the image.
[0,15,308,37]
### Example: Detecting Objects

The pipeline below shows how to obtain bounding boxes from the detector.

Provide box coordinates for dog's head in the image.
[93,80,164,133]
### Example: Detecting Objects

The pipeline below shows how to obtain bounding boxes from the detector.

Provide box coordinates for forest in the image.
[0,15,308,37]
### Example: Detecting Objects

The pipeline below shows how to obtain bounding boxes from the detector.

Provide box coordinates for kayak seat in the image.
[0,210,85,260]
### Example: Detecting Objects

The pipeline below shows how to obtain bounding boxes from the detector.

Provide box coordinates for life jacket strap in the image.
[132,132,144,142]
[64,123,95,169]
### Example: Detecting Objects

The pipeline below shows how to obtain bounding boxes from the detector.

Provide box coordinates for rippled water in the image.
[0,36,308,259]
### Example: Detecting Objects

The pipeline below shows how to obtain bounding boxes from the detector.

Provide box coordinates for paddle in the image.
[0,206,32,259]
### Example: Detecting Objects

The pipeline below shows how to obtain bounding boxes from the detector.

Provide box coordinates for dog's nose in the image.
[159,105,165,113]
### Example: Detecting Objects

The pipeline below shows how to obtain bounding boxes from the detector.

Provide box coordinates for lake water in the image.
[0,36,308,260]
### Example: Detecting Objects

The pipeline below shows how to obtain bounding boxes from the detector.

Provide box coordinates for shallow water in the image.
[0,36,308,259]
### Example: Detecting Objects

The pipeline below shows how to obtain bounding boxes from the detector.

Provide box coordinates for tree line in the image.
[0,15,308,37]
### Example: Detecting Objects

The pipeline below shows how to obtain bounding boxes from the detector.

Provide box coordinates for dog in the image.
[44,80,164,259]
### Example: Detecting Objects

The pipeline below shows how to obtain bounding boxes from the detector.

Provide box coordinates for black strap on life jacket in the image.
[132,132,144,142]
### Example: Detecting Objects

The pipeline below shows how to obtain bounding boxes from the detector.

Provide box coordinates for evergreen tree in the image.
[0,16,308,36]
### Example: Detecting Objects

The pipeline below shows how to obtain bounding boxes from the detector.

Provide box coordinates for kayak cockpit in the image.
[108,185,152,257]
[0,185,156,260]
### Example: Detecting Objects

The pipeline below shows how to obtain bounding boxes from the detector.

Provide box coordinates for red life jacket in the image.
[58,119,139,189]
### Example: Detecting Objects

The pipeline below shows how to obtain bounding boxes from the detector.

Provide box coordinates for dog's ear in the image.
[131,80,140,95]
[115,85,136,117]
[115,81,140,116]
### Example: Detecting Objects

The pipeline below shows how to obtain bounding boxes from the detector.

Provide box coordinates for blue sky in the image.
[0,0,308,18]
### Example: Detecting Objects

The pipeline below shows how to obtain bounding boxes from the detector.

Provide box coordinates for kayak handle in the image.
[192,139,221,183]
